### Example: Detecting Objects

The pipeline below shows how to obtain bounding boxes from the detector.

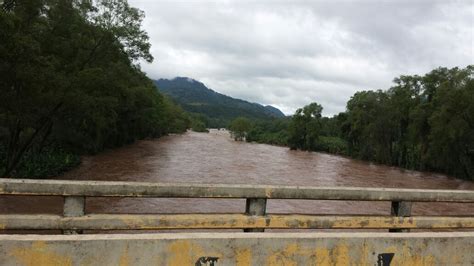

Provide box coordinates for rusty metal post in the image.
[63,196,85,234]
[244,198,267,232]
[389,201,412,232]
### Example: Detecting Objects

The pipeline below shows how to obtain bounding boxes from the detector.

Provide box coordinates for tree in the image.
[426,66,474,179]
[229,117,252,141]
[340,66,474,180]
[245,118,290,146]
[288,102,323,150]
[188,113,209,133]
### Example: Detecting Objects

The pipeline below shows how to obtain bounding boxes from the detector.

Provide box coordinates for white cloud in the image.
[130,0,473,116]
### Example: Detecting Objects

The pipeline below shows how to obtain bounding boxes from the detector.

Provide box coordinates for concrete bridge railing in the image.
[1,178,474,265]
[1,178,474,232]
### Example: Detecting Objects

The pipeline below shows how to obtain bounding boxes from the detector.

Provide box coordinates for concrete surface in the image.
[1,178,474,202]
[0,232,473,265]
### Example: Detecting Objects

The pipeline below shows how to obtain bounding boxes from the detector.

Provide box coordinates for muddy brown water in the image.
[1,129,474,232]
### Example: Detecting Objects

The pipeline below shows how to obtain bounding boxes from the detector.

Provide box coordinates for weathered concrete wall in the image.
[1,232,473,265]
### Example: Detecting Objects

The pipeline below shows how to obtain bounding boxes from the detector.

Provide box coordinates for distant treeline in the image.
[0,0,191,178]
[230,66,474,181]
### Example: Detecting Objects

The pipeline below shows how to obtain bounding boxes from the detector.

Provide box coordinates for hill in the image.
[154,77,285,127]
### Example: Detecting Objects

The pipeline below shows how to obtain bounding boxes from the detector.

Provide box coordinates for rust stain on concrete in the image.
[265,243,299,266]
[331,242,350,266]
[167,240,222,266]
[10,241,72,266]
[167,240,194,265]
[235,248,251,265]
[314,246,331,265]
[119,246,129,266]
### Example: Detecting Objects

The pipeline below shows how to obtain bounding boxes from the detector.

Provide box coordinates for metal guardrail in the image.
[1,178,474,233]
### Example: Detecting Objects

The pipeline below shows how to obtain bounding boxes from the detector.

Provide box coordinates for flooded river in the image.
[2,129,474,221]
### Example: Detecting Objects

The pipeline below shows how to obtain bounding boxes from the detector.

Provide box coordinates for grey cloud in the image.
[131,0,473,116]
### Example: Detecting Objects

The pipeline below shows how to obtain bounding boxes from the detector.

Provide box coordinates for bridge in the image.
[0,178,473,265]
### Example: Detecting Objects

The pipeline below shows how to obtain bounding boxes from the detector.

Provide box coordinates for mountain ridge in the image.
[154,77,285,127]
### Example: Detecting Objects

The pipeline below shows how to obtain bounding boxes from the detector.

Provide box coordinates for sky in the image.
[129,0,473,116]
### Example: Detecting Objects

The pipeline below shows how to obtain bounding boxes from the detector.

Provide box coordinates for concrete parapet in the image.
[0,232,473,265]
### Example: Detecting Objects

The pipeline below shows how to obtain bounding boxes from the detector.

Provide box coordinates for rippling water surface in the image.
[2,129,474,221]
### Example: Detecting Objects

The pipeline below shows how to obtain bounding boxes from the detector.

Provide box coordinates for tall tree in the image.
[427,66,474,179]
[229,117,252,141]
[288,102,323,150]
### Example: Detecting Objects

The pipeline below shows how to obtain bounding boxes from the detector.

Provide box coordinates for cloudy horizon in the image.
[130,0,473,116]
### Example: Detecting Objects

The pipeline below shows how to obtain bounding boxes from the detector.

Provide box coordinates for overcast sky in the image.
[129,0,473,116]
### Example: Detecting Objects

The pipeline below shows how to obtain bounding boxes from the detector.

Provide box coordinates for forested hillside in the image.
[155,77,285,127]
[0,0,189,178]
[231,66,474,180]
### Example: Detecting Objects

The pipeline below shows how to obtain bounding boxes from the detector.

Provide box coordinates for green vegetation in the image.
[0,146,80,178]
[238,66,474,181]
[246,118,290,146]
[154,77,285,128]
[188,113,209,133]
[343,66,474,180]
[0,0,189,178]
[229,117,252,141]
[190,121,208,133]
[315,136,348,155]
[287,103,323,151]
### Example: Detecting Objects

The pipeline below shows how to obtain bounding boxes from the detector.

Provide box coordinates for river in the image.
[1,129,473,223]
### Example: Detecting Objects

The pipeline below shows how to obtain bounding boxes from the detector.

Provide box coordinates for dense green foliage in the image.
[315,136,348,155]
[343,66,474,180]
[0,145,80,178]
[190,120,208,133]
[187,113,209,133]
[0,0,189,178]
[155,77,285,128]
[239,66,474,180]
[246,118,290,146]
[229,117,252,141]
[287,103,323,150]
